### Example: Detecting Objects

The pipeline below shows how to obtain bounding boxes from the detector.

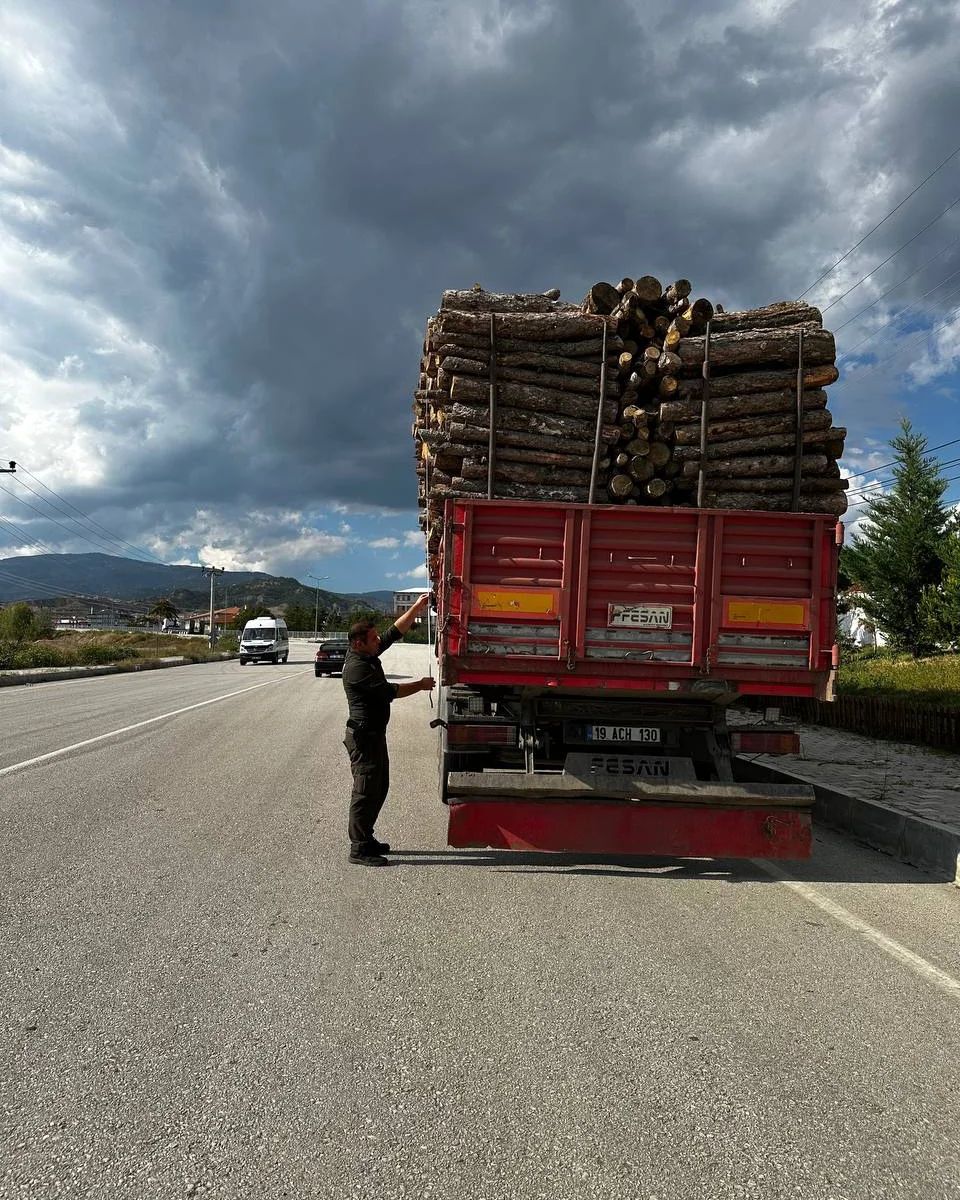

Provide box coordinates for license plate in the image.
[587,725,661,744]
[608,604,673,629]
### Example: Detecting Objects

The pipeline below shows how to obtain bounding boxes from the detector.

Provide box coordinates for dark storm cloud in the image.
[2,0,960,568]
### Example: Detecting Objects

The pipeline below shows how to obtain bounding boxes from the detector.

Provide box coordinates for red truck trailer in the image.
[432,498,842,860]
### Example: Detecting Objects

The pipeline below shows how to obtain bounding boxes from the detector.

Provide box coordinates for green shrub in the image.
[75,643,140,665]
[15,644,66,668]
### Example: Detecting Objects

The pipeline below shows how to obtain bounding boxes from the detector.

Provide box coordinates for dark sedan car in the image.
[314,640,348,676]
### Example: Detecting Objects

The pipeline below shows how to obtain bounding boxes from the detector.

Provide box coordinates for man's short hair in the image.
[348,618,377,645]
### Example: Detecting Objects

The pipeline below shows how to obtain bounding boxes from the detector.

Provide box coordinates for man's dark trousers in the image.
[343,727,390,852]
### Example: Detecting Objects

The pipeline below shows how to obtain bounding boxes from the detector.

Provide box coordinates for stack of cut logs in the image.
[414,281,847,555]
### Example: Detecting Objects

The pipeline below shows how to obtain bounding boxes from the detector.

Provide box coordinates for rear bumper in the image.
[448,798,812,859]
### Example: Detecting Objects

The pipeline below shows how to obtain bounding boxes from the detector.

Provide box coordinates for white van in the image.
[239,617,290,665]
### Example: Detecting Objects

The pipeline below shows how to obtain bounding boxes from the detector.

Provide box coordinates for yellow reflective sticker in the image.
[725,599,807,628]
[474,588,558,616]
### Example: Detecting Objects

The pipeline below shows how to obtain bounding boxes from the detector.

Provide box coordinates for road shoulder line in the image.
[0,674,304,778]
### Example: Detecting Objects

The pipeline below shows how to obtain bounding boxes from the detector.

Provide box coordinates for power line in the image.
[843,301,960,382]
[833,233,960,332]
[13,464,170,566]
[819,192,960,313]
[847,453,960,500]
[0,481,149,558]
[0,514,59,556]
[837,270,960,362]
[844,435,960,480]
[848,468,960,509]
[798,142,960,299]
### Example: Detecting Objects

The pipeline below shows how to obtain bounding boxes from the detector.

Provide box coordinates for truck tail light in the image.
[447,724,516,746]
[731,730,801,755]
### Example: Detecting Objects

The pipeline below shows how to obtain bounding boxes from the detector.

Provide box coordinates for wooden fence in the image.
[763,695,960,751]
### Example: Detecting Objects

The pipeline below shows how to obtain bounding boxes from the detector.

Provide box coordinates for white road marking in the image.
[757,858,960,1002]
[0,674,306,778]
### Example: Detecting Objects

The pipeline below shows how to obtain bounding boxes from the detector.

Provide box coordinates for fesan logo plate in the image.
[607,604,674,629]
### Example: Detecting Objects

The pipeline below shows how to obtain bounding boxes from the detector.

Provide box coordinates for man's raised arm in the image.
[393,592,431,637]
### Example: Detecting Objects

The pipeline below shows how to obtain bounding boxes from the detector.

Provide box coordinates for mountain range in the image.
[0,553,393,614]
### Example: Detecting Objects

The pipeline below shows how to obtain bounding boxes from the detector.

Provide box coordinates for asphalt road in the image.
[2,642,959,1199]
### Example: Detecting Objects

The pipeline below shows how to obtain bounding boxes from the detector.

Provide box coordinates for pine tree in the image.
[842,419,949,656]
[920,516,960,649]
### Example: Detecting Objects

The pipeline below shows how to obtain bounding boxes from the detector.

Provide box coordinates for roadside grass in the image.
[0,631,238,670]
[839,648,960,707]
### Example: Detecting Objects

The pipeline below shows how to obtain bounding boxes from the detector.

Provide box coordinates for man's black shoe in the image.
[349,851,388,867]
[370,839,390,854]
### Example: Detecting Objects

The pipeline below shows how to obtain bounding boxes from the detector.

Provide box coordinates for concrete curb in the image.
[0,654,236,687]
[736,756,960,885]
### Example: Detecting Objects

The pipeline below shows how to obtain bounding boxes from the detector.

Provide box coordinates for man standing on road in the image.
[342,594,435,866]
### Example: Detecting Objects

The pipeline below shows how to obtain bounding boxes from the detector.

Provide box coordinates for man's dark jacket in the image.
[341,625,401,732]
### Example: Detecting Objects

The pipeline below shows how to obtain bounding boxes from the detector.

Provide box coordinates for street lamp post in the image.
[307,573,329,641]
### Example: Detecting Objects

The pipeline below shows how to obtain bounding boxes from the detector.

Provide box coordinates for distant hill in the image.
[0,553,394,614]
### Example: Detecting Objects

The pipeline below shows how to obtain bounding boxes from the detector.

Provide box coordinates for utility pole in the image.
[200,565,225,647]
[307,573,329,641]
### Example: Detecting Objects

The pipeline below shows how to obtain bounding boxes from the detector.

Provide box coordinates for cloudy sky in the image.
[1,0,959,595]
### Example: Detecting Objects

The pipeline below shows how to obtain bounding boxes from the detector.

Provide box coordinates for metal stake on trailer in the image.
[588,320,609,504]
[697,320,712,508]
[791,327,805,512]
[486,312,498,500]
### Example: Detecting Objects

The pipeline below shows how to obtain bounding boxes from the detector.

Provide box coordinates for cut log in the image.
[458,459,596,487]
[680,454,831,479]
[445,423,605,456]
[628,457,655,483]
[701,476,849,494]
[633,276,663,303]
[646,479,671,499]
[449,374,618,421]
[709,301,823,333]
[435,346,615,379]
[646,441,672,468]
[674,365,839,400]
[440,289,573,314]
[672,427,845,460]
[700,490,848,516]
[609,474,636,499]
[661,388,829,423]
[678,324,836,373]
[432,441,608,470]
[665,279,692,304]
[672,409,834,445]
[435,310,614,342]
[446,402,611,441]
[441,479,591,503]
[439,362,619,399]
[582,282,621,315]
[428,330,620,358]
[686,298,715,326]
